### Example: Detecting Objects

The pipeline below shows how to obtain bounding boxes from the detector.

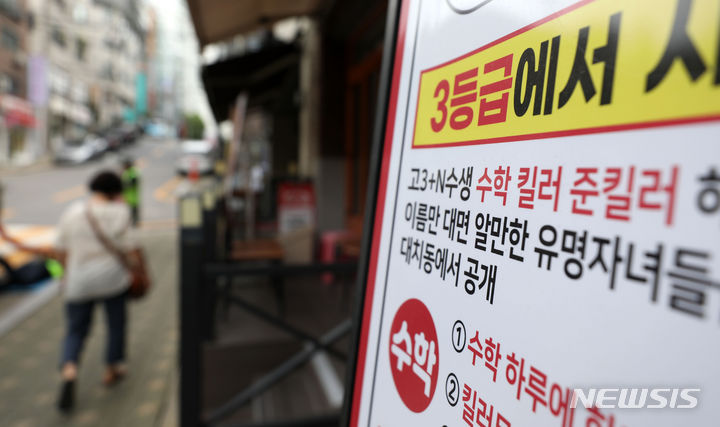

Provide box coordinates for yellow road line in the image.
[52,185,85,204]
[1,207,14,221]
[151,145,165,158]
[0,225,54,241]
[151,141,175,159]
[153,177,181,204]
[136,157,148,170]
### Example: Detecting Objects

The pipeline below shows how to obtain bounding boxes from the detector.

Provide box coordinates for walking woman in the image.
[0,170,145,413]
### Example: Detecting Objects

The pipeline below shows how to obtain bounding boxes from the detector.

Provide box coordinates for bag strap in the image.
[85,204,131,270]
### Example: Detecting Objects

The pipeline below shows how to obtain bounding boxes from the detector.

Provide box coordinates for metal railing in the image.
[179,191,357,427]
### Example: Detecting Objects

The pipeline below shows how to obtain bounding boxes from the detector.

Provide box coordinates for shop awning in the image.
[0,95,35,128]
[202,41,300,122]
[186,0,325,47]
[49,96,92,126]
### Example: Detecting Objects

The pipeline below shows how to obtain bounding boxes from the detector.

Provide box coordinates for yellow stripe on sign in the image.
[413,0,720,148]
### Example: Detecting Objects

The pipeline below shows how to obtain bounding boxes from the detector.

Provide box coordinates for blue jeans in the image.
[60,291,127,367]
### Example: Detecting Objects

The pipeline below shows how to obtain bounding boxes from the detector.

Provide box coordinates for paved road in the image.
[0,136,183,226]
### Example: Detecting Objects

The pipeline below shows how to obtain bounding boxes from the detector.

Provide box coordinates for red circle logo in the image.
[388,298,439,413]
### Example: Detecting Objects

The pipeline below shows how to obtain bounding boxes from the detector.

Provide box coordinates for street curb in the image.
[0,157,54,178]
[0,280,59,339]
[157,365,179,427]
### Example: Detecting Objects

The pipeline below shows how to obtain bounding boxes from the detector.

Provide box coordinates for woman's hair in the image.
[88,170,123,197]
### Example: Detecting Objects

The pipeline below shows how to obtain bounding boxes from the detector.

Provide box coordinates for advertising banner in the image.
[347,0,720,426]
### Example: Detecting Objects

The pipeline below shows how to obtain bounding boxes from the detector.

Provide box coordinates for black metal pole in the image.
[180,196,205,427]
[202,190,218,341]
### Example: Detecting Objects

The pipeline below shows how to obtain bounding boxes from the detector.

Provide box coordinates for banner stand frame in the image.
[340,0,403,426]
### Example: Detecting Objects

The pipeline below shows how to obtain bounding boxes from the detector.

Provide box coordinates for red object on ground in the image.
[188,157,200,182]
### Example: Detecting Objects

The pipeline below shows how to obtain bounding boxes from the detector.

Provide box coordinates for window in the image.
[0,73,18,95]
[0,0,21,20]
[0,0,19,9]
[51,27,65,47]
[72,4,87,23]
[75,38,86,61]
[1,28,18,52]
[100,63,114,81]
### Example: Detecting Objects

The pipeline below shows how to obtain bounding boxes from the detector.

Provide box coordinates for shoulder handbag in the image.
[85,205,151,299]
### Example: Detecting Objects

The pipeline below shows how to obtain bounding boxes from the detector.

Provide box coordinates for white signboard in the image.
[348,0,720,426]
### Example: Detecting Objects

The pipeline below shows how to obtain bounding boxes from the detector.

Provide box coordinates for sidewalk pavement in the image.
[0,228,178,427]
[0,156,53,178]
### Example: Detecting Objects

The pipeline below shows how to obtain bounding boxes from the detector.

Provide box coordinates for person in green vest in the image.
[122,158,140,227]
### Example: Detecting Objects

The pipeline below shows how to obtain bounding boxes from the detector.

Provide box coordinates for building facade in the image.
[26,0,145,154]
[0,0,34,164]
[0,0,27,98]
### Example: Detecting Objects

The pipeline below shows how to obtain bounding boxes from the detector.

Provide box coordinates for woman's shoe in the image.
[102,366,126,387]
[57,379,75,413]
